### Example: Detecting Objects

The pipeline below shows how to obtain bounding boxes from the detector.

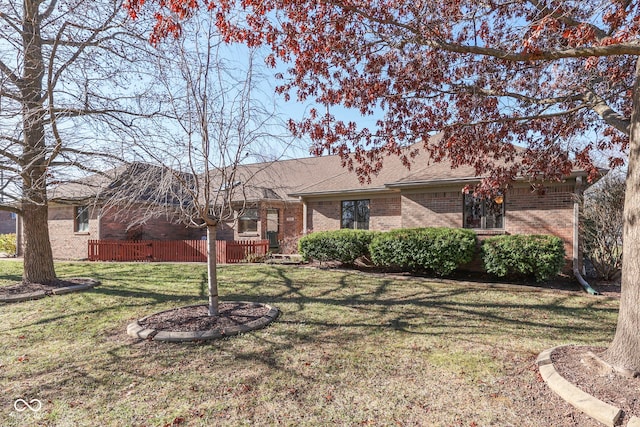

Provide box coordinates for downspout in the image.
[573,176,600,295]
[301,197,308,235]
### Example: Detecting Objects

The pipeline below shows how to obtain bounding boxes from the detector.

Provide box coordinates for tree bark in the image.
[22,201,56,283]
[18,0,57,284]
[206,224,219,316]
[603,57,640,374]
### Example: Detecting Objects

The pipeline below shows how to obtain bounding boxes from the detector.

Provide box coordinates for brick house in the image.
[286,153,587,270]
[43,164,206,259]
[226,145,592,271]
[36,145,594,265]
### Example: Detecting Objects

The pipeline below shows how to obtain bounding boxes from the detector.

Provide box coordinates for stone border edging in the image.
[0,278,100,303]
[127,302,279,342]
[537,345,627,427]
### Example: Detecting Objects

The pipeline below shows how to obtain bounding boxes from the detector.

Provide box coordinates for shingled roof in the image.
[234,137,481,200]
[49,163,194,206]
[51,140,592,205]
[286,146,481,198]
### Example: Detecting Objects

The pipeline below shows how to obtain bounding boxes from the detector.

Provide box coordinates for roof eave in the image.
[288,186,396,198]
[385,169,596,190]
[384,177,479,189]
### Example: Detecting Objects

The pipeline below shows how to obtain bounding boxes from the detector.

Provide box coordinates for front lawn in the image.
[0,261,618,426]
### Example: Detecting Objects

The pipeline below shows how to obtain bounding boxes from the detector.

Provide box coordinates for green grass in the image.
[0,261,619,426]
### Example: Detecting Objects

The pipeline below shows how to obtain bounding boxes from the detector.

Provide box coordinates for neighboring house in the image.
[45,163,205,260]
[0,210,16,234]
[37,143,596,266]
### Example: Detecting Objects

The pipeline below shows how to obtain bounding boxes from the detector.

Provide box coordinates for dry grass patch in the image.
[0,261,619,426]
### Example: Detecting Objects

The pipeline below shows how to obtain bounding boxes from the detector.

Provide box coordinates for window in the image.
[266,209,279,248]
[463,194,504,229]
[238,208,258,234]
[75,206,89,232]
[341,200,370,230]
[266,209,279,233]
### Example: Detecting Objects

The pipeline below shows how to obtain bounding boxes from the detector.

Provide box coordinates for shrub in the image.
[0,233,17,255]
[298,229,378,264]
[369,227,477,276]
[481,234,566,282]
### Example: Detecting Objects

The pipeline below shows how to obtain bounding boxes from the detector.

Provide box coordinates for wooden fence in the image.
[87,239,269,264]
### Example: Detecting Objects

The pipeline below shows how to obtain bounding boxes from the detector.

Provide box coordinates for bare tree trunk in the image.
[22,201,56,283]
[603,57,640,374]
[207,224,219,316]
[19,0,57,284]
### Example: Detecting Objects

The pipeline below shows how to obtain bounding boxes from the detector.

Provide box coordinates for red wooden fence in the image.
[88,239,269,264]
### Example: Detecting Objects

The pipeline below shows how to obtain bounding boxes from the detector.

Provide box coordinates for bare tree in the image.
[119,13,293,315]
[581,173,625,281]
[0,0,160,283]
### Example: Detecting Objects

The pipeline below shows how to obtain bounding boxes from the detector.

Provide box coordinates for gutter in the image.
[385,170,595,191]
[573,176,600,295]
[288,186,395,198]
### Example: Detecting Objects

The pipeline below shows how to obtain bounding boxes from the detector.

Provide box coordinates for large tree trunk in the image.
[603,58,640,374]
[22,201,56,284]
[206,224,219,316]
[18,0,57,284]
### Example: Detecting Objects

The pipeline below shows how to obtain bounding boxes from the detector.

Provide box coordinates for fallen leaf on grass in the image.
[162,417,185,427]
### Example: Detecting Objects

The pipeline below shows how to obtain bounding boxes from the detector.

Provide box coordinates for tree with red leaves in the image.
[126,0,640,374]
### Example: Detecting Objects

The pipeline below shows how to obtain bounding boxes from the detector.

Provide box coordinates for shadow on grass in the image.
[218,265,617,344]
[89,285,202,304]
[9,285,204,330]
[10,263,617,359]
[1,263,619,423]
[0,273,23,283]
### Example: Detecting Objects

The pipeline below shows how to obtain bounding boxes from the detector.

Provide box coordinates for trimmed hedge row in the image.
[297,229,378,264]
[369,227,476,276]
[481,234,566,282]
[299,228,566,281]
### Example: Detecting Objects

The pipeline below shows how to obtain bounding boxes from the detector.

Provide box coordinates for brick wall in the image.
[369,195,402,230]
[99,207,204,241]
[0,211,16,234]
[48,204,205,260]
[307,199,341,231]
[401,189,462,228]
[48,205,99,260]
[307,195,402,233]
[400,183,577,271]
[219,202,303,254]
[279,203,303,253]
[505,185,576,263]
[47,181,579,264]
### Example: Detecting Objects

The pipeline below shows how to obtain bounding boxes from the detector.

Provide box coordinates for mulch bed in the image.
[552,345,640,425]
[138,302,272,332]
